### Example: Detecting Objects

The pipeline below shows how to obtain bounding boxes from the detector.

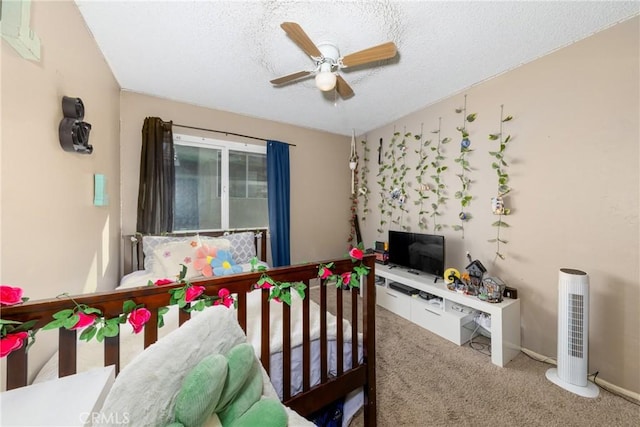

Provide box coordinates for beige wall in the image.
[1,1,121,298]
[119,92,352,266]
[1,0,120,383]
[358,17,639,393]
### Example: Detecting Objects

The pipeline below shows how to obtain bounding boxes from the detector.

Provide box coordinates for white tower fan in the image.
[546,268,599,397]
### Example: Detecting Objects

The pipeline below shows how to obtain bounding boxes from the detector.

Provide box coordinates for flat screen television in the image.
[388,230,445,277]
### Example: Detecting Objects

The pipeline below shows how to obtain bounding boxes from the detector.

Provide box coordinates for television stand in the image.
[374,264,521,367]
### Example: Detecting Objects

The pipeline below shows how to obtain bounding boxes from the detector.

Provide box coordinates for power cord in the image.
[589,371,639,406]
[467,322,491,356]
[522,351,639,406]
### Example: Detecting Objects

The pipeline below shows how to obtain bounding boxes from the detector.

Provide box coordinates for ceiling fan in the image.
[270,22,397,99]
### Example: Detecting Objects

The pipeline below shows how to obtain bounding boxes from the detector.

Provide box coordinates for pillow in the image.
[224,232,257,264]
[141,235,230,275]
[174,354,228,427]
[211,250,243,276]
[97,306,247,427]
[152,238,231,279]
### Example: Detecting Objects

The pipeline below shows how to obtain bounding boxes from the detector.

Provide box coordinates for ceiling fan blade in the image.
[281,22,322,58]
[336,75,354,99]
[270,70,312,85]
[341,41,397,68]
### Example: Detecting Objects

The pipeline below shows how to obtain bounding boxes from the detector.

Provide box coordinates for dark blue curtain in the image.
[267,140,291,267]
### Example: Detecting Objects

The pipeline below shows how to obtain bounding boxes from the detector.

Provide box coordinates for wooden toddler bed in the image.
[2,230,377,426]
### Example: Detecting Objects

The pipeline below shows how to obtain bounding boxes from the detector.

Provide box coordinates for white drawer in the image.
[377,288,411,320]
[411,299,447,337]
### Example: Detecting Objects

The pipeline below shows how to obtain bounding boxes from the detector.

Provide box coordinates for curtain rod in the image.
[172,123,296,147]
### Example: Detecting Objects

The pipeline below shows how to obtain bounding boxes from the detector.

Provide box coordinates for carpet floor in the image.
[309,286,639,427]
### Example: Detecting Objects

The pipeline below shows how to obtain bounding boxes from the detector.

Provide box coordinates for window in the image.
[173,134,268,231]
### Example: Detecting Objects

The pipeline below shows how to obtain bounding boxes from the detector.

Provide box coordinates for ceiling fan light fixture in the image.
[315,70,337,91]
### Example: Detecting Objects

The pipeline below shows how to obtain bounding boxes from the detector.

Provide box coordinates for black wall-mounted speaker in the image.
[59,96,92,154]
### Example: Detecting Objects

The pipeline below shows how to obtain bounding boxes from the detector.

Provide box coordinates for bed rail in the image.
[2,255,377,425]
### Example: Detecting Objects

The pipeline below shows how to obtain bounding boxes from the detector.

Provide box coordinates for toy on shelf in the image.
[479,276,507,303]
[464,252,486,296]
[443,267,461,292]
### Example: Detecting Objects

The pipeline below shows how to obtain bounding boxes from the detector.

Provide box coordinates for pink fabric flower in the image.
[193,245,219,277]
[341,272,352,287]
[185,285,205,303]
[70,312,97,330]
[214,288,234,308]
[319,267,333,280]
[128,308,151,334]
[0,332,29,358]
[349,247,364,260]
[154,279,173,286]
[0,285,24,306]
[256,281,273,290]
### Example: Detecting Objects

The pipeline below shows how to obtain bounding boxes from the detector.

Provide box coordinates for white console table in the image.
[374,264,521,367]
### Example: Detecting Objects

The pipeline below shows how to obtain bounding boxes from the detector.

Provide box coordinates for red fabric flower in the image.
[341,272,352,286]
[128,308,151,334]
[349,247,364,261]
[185,285,205,303]
[256,281,273,290]
[214,288,234,308]
[0,332,29,358]
[154,279,173,286]
[0,285,24,306]
[70,312,97,330]
[319,267,333,280]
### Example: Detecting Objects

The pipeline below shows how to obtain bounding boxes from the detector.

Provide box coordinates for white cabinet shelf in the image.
[374,264,521,367]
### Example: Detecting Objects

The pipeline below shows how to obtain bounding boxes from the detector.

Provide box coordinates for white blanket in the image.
[96,305,313,426]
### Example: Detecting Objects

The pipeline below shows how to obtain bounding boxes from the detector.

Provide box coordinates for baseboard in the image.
[521,347,640,403]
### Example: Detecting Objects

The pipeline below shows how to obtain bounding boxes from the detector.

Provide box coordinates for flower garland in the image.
[163,264,235,312]
[1,285,36,357]
[317,244,370,289]
[0,245,371,358]
[42,295,155,342]
[251,257,307,305]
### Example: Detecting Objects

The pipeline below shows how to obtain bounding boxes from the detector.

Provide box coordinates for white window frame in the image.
[173,133,267,230]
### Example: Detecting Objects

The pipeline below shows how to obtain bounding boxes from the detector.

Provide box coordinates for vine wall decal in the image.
[429,118,451,232]
[414,123,432,230]
[452,95,477,238]
[488,105,514,260]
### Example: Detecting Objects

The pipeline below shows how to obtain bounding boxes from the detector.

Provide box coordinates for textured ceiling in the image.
[76,1,639,136]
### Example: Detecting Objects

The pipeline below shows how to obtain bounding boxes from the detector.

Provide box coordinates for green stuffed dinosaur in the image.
[168,343,288,427]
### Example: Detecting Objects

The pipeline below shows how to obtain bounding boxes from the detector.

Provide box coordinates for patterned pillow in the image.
[151,238,231,279]
[224,232,257,264]
[141,235,230,275]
